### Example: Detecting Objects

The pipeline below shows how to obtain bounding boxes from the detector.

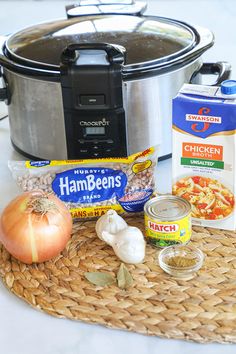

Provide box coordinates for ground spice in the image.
[166,256,197,267]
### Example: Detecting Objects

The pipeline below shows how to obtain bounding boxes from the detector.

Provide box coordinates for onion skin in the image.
[0,190,73,264]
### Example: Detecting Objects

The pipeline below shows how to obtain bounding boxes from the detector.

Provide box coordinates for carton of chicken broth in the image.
[172,83,235,230]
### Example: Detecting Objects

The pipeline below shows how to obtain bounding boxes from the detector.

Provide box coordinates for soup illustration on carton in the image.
[172,82,236,230]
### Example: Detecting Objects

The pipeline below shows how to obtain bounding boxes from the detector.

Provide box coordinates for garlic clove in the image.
[95,210,127,241]
[101,230,115,246]
[113,241,146,264]
[102,226,146,264]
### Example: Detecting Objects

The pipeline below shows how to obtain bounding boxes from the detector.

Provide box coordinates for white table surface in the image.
[0,1,235,353]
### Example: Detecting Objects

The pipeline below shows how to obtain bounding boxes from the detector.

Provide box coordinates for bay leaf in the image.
[117,263,133,289]
[85,272,116,286]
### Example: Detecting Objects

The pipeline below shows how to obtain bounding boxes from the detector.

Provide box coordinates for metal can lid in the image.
[144,195,191,221]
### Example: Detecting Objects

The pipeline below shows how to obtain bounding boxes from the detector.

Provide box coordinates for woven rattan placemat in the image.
[0,215,236,343]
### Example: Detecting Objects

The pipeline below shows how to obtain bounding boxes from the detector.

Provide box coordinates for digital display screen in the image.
[85,127,105,135]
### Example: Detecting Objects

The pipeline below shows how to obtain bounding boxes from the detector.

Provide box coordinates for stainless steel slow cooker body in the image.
[0,3,231,160]
[3,60,202,160]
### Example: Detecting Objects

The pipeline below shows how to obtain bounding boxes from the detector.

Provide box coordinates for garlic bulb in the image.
[102,226,146,264]
[95,210,127,242]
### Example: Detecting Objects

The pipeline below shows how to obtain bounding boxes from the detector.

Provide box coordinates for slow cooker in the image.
[0,1,231,160]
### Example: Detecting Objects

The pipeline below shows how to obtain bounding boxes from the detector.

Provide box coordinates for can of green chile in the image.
[144,195,192,247]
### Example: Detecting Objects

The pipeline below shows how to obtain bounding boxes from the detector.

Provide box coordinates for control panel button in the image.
[79,149,88,153]
[78,139,85,144]
[107,139,114,144]
[80,95,105,106]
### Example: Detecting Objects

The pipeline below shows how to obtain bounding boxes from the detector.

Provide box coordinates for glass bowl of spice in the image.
[158,244,204,278]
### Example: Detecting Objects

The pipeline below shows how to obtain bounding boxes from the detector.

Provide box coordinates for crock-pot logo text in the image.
[148,221,179,233]
[185,107,221,133]
[79,118,110,127]
[52,168,127,203]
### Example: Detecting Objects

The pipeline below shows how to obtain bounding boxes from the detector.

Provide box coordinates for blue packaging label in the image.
[30,160,50,167]
[173,96,236,138]
[52,167,128,203]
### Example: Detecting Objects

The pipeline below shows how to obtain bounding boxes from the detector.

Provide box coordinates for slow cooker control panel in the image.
[60,43,128,159]
[65,109,127,158]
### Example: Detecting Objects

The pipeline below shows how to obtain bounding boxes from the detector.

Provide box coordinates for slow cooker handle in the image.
[191,61,231,86]
[0,36,10,104]
[66,1,147,18]
[61,42,126,65]
[0,85,7,101]
[0,73,10,104]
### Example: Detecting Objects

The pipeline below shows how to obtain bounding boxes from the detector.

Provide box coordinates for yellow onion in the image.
[0,190,72,264]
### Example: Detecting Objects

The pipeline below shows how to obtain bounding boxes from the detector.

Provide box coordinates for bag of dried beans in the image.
[9,147,158,219]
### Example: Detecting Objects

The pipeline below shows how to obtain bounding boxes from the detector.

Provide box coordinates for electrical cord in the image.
[0,114,8,121]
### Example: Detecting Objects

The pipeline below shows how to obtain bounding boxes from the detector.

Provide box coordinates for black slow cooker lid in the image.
[5,14,197,72]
